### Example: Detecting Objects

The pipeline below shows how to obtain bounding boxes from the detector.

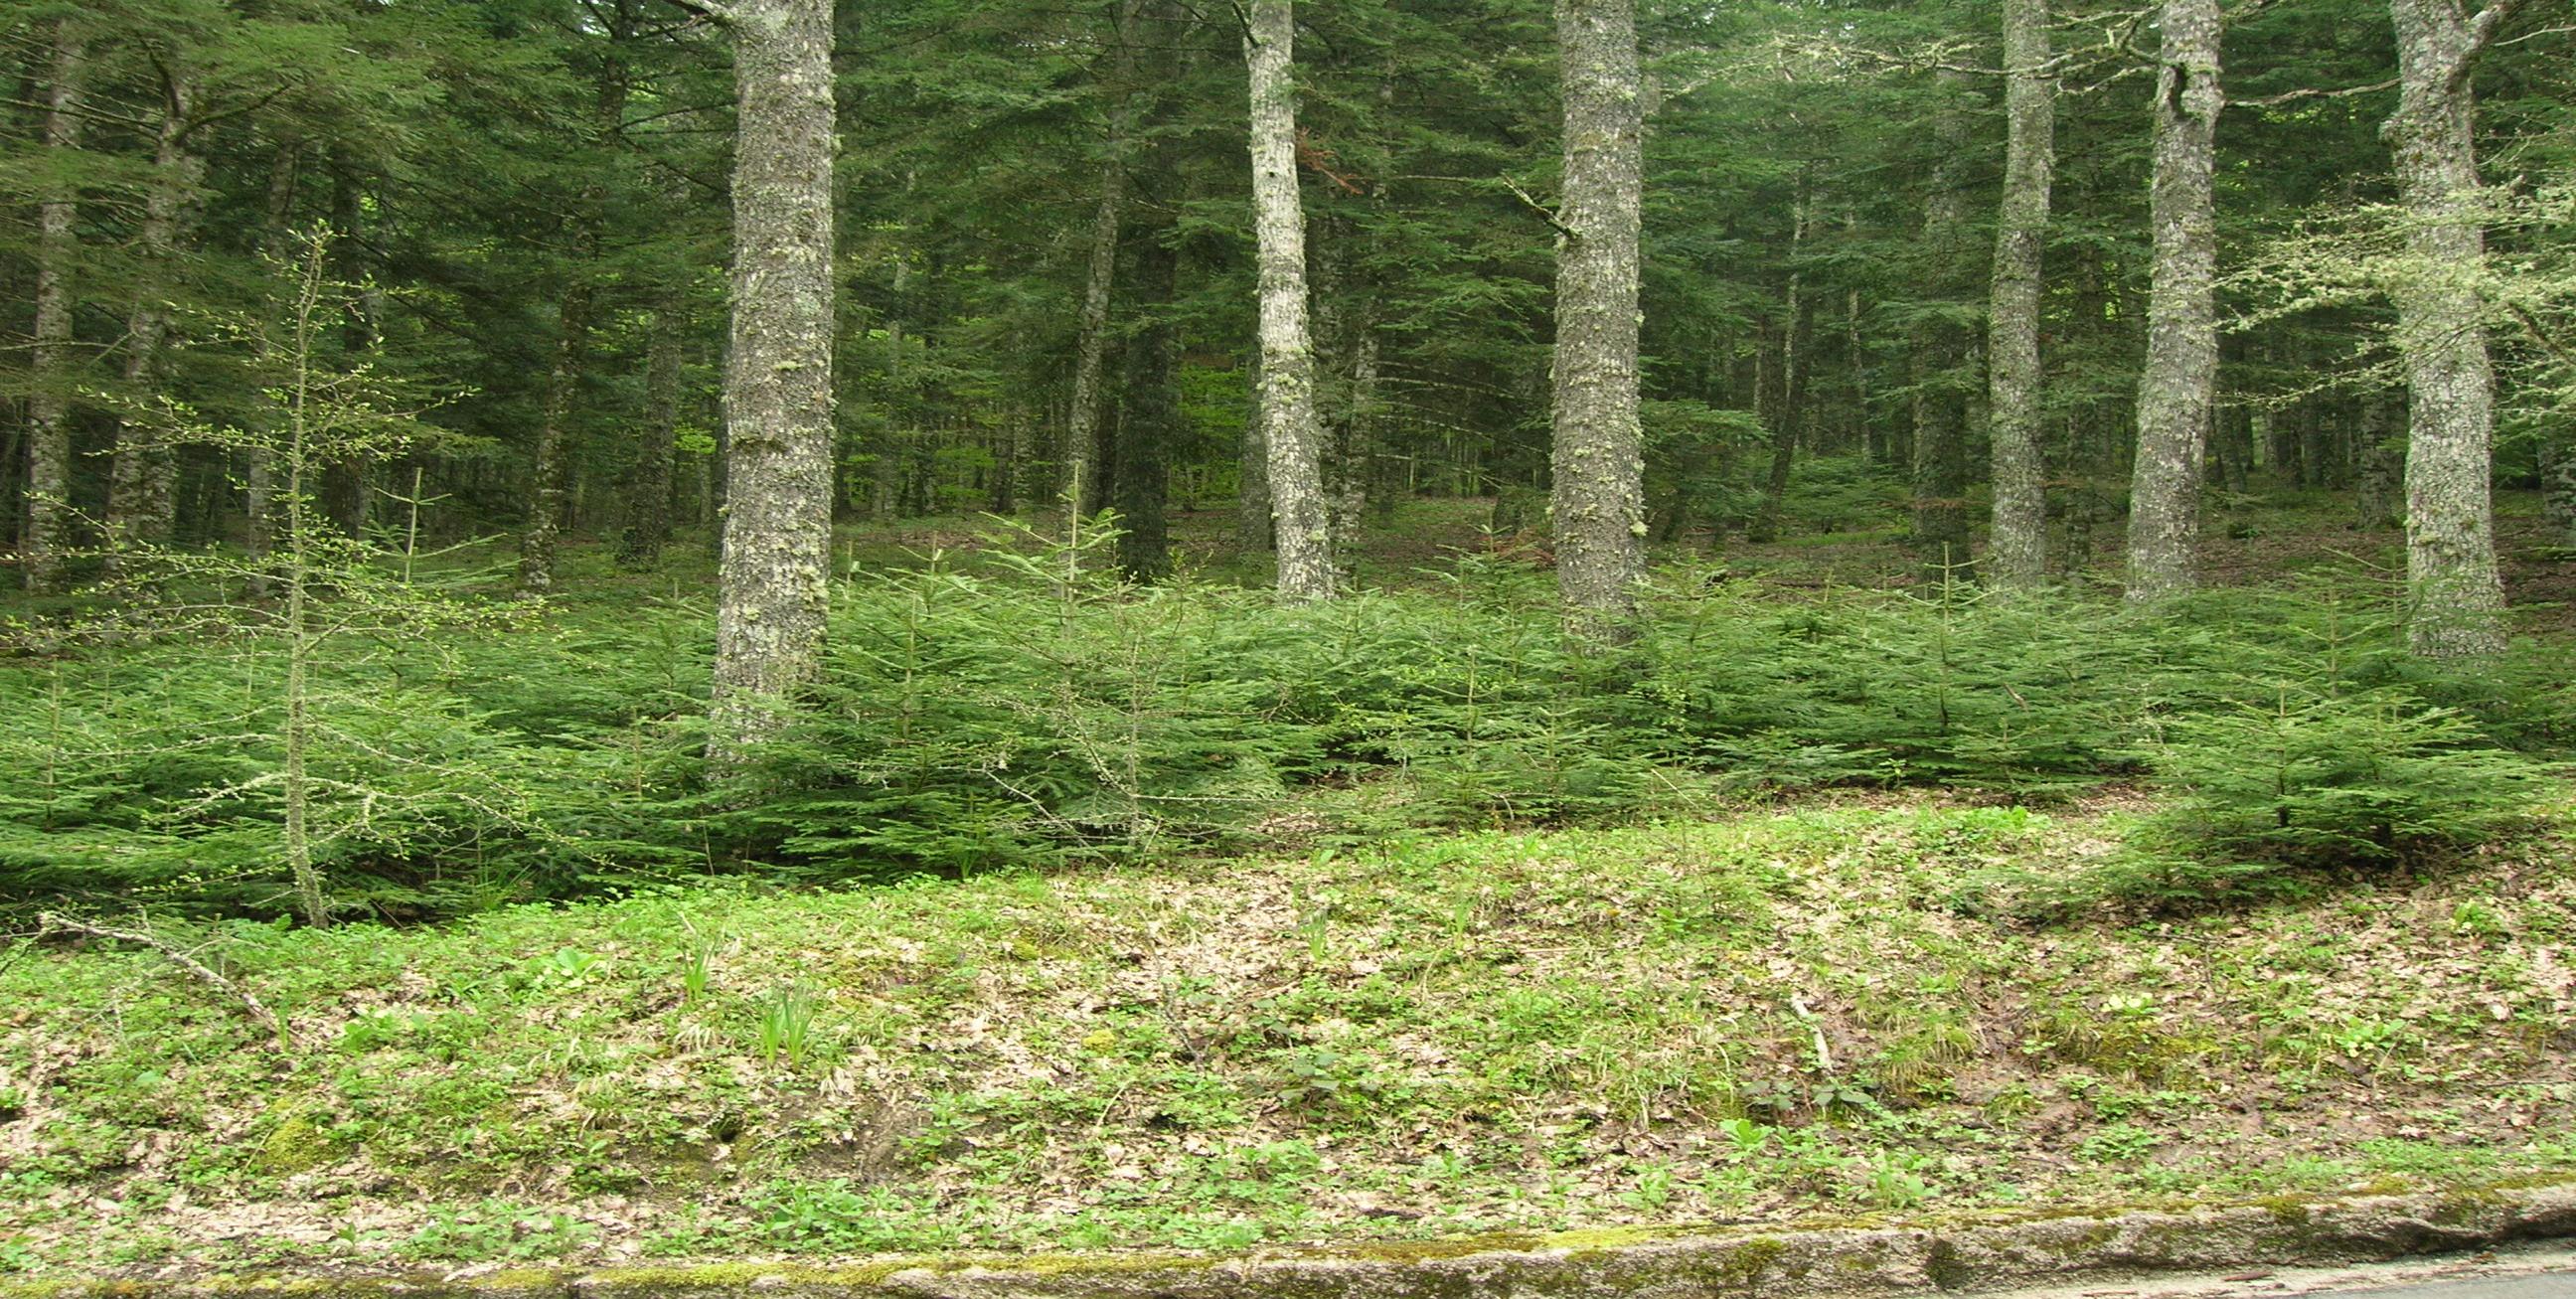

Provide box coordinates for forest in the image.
[1,0,2574,1280]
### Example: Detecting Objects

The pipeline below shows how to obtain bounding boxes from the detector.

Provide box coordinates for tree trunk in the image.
[102,70,204,568]
[619,294,685,568]
[1238,352,1273,551]
[1749,182,1814,547]
[1115,236,1178,581]
[520,270,594,593]
[710,0,837,762]
[1246,0,1335,599]
[245,135,303,585]
[1549,0,1647,628]
[2539,432,2575,550]
[2383,0,2512,657]
[2354,398,2404,531]
[2124,0,2222,604]
[1911,76,1977,585]
[1986,0,2055,591]
[23,23,85,594]
[1069,0,1142,523]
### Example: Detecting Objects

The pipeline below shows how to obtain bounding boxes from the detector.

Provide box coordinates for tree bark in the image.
[1986,0,2055,591]
[2383,0,2514,657]
[2539,432,2575,550]
[244,134,303,583]
[618,293,685,568]
[1246,0,1336,600]
[1069,0,1143,523]
[102,69,204,568]
[23,23,86,594]
[1238,352,1273,551]
[710,0,837,762]
[2354,398,2404,531]
[1115,235,1179,582]
[1911,76,1977,585]
[1549,0,1647,628]
[1749,181,1814,547]
[2124,0,2222,604]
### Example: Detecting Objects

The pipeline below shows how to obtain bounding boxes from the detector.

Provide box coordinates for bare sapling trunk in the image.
[2124,0,2222,603]
[1987,0,2055,591]
[710,0,838,763]
[2384,0,2517,657]
[24,23,86,594]
[1246,0,1335,599]
[1549,0,1647,629]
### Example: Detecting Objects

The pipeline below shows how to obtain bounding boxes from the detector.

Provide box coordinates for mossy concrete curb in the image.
[13,1184,2576,1299]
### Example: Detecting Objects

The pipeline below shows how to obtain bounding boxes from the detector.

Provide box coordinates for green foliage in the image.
[6,528,2563,920]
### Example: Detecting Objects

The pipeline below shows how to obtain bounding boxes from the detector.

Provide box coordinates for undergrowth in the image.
[1,529,2567,921]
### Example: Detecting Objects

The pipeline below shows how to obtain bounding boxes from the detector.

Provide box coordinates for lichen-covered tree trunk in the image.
[23,23,86,594]
[1549,0,1646,627]
[2384,0,2513,657]
[710,0,837,762]
[102,73,204,568]
[1986,0,2055,591]
[1246,0,1335,600]
[1911,78,1976,585]
[2124,0,2222,604]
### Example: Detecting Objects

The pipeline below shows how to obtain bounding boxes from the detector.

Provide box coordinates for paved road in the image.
[2322,1276,2576,1297]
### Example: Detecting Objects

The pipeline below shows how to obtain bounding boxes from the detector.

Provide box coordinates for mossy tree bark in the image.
[1549,0,1647,629]
[710,0,837,763]
[2124,0,2222,604]
[2383,0,2518,657]
[1986,0,2055,592]
[1246,0,1335,600]
[23,21,86,594]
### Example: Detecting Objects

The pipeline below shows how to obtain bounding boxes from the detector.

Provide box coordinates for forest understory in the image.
[4,494,2573,1275]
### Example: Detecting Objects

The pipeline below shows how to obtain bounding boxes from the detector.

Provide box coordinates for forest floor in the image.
[4,791,2573,1273]
[6,485,2574,1275]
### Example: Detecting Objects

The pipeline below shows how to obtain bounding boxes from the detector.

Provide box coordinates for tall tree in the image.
[1245,0,1334,600]
[22,21,87,594]
[1068,0,1141,520]
[100,63,205,565]
[1987,0,2056,590]
[2124,0,2222,603]
[709,0,837,761]
[1549,0,1646,626]
[2382,0,2518,656]
[1911,75,1977,584]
